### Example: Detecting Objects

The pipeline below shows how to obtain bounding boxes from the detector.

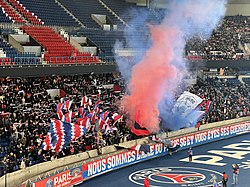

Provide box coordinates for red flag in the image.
[131,111,150,136]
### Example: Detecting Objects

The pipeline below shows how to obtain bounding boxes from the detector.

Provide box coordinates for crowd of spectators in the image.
[0,71,250,177]
[0,73,135,176]
[189,76,250,125]
[186,15,250,60]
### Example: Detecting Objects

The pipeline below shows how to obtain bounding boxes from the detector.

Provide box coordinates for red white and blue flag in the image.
[63,100,72,111]
[81,96,88,107]
[205,100,212,113]
[42,120,87,152]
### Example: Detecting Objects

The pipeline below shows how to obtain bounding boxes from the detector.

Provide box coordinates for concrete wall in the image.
[8,35,24,53]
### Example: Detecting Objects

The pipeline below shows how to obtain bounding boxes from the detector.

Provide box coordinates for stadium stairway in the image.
[21,25,99,64]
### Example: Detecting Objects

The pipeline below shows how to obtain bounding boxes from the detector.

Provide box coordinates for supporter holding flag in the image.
[81,96,88,107]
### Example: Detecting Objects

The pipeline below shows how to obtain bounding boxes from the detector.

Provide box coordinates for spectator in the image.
[20,159,25,169]
[232,164,239,184]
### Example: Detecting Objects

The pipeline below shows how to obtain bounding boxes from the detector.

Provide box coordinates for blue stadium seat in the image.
[18,0,80,27]
[58,0,122,28]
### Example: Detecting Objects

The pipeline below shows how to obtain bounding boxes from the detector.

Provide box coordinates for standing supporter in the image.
[232,164,239,184]
[188,147,193,162]
[144,177,150,187]
[222,172,228,187]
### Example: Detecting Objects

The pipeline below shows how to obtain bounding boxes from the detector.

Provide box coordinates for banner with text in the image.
[32,122,250,187]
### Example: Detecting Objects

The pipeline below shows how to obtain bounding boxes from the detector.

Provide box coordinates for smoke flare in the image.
[117,0,227,133]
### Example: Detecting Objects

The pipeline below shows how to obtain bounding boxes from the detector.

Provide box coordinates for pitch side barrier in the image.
[3,117,250,187]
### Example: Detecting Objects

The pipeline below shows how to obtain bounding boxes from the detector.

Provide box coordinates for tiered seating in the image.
[7,0,43,25]
[0,37,38,65]
[0,0,26,23]
[0,7,12,23]
[102,0,136,22]
[220,78,241,86]
[72,29,125,60]
[102,0,164,25]
[18,0,79,27]
[58,0,121,28]
[242,78,250,85]
[0,57,12,65]
[21,26,99,64]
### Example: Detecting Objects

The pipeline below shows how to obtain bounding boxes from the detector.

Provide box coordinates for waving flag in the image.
[100,111,109,120]
[81,96,88,107]
[186,110,206,127]
[42,120,87,152]
[172,91,203,117]
[205,100,212,112]
[131,111,150,136]
[57,102,64,113]
[42,133,52,151]
[64,100,72,111]
[56,101,64,119]
[79,107,87,117]
[61,111,76,123]
[112,113,122,125]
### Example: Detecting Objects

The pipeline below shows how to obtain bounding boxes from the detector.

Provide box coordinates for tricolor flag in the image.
[100,111,109,120]
[205,100,212,113]
[57,102,64,113]
[64,100,72,111]
[61,111,76,123]
[81,96,88,107]
[42,120,87,152]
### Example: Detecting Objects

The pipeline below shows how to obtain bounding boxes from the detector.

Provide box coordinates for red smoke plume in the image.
[122,25,179,133]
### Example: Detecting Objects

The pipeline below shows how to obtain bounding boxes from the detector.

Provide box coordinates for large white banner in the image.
[172,91,203,117]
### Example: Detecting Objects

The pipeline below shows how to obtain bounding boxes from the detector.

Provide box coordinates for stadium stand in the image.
[0,70,249,177]
[0,73,128,175]
[102,0,137,22]
[18,0,80,27]
[0,0,26,23]
[0,8,12,23]
[186,15,247,60]
[242,77,250,85]
[58,0,123,28]
[0,33,38,65]
[71,28,125,60]
[7,0,43,25]
[0,1,250,185]
[21,25,98,64]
